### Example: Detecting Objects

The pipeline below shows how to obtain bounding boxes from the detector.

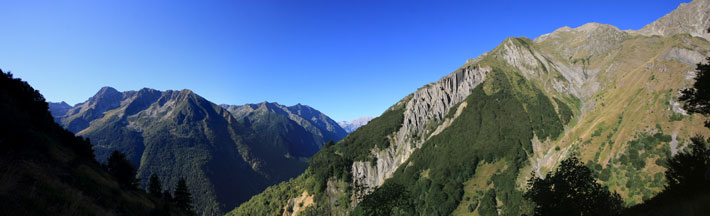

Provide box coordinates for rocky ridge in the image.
[351,63,490,200]
[342,0,710,209]
[639,0,710,40]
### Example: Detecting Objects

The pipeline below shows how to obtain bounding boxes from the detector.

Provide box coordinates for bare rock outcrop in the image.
[351,63,491,202]
[639,0,710,40]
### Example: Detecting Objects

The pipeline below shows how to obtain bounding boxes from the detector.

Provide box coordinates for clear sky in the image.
[0,0,690,121]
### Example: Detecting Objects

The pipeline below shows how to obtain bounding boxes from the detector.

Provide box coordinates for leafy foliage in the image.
[626,136,710,215]
[663,136,710,194]
[353,183,414,216]
[554,98,574,124]
[525,156,624,216]
[680,57,710,127]
[595,131,671,204]
[477,189,498,216]
[308,141,353,192]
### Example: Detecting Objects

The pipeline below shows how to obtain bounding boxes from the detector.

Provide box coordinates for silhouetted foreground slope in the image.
[0,70,187,215]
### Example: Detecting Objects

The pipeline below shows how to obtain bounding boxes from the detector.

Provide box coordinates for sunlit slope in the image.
[231,30,710,215]
[230,3,710,214]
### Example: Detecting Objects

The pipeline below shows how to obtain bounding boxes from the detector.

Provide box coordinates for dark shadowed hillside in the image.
[0,70,189,215]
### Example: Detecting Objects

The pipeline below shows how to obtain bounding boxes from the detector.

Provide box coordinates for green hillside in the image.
[229,9,710,215]
[50,88,346,215]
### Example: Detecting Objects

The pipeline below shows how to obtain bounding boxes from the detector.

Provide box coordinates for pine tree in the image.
[106,150,137,189]
[173,177,195,215]
[147,173,162,197]
[162,190,174,203]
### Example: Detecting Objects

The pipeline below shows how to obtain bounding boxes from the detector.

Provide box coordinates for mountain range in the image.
[0,71,195,215]
[338,117,376,133]
[48,87,347,215]
[230,0,710,215]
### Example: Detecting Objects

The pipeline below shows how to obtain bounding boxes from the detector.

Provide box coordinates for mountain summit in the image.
[50,87,346,215]
[231,1,710,215]
[639,0,710,39]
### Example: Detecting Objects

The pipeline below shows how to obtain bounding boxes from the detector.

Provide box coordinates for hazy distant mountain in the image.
[338,116,375,133]
[231,0,710,215]
[51,87,346,215]
[47,101,72,122]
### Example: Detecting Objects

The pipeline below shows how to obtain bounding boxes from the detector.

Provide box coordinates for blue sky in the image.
[0,0,689,121]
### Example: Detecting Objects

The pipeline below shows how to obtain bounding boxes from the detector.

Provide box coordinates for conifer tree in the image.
[106,150,137,189]
[148,173,162,197]
[162,190,173,203]
[173,177,195,215]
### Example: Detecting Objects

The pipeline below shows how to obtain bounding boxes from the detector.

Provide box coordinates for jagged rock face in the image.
[639,0,710,40]
[348,0,710,206]
[351,63,490,200]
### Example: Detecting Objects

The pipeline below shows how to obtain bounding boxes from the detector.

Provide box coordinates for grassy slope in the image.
[542,34,710,205]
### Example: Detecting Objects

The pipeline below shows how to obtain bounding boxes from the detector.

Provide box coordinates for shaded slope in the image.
[0,71,183,215]
[52,88,345,215]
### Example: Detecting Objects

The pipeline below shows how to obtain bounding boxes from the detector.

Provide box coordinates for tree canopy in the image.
[525,156,624,216]
[680,57,710,127]
[664,136,710,195]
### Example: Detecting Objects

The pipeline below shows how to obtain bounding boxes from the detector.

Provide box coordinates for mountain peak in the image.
[639,0,710,39]
[576,22,619,33]
[97,86,119,95]
[534,22,622,43]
